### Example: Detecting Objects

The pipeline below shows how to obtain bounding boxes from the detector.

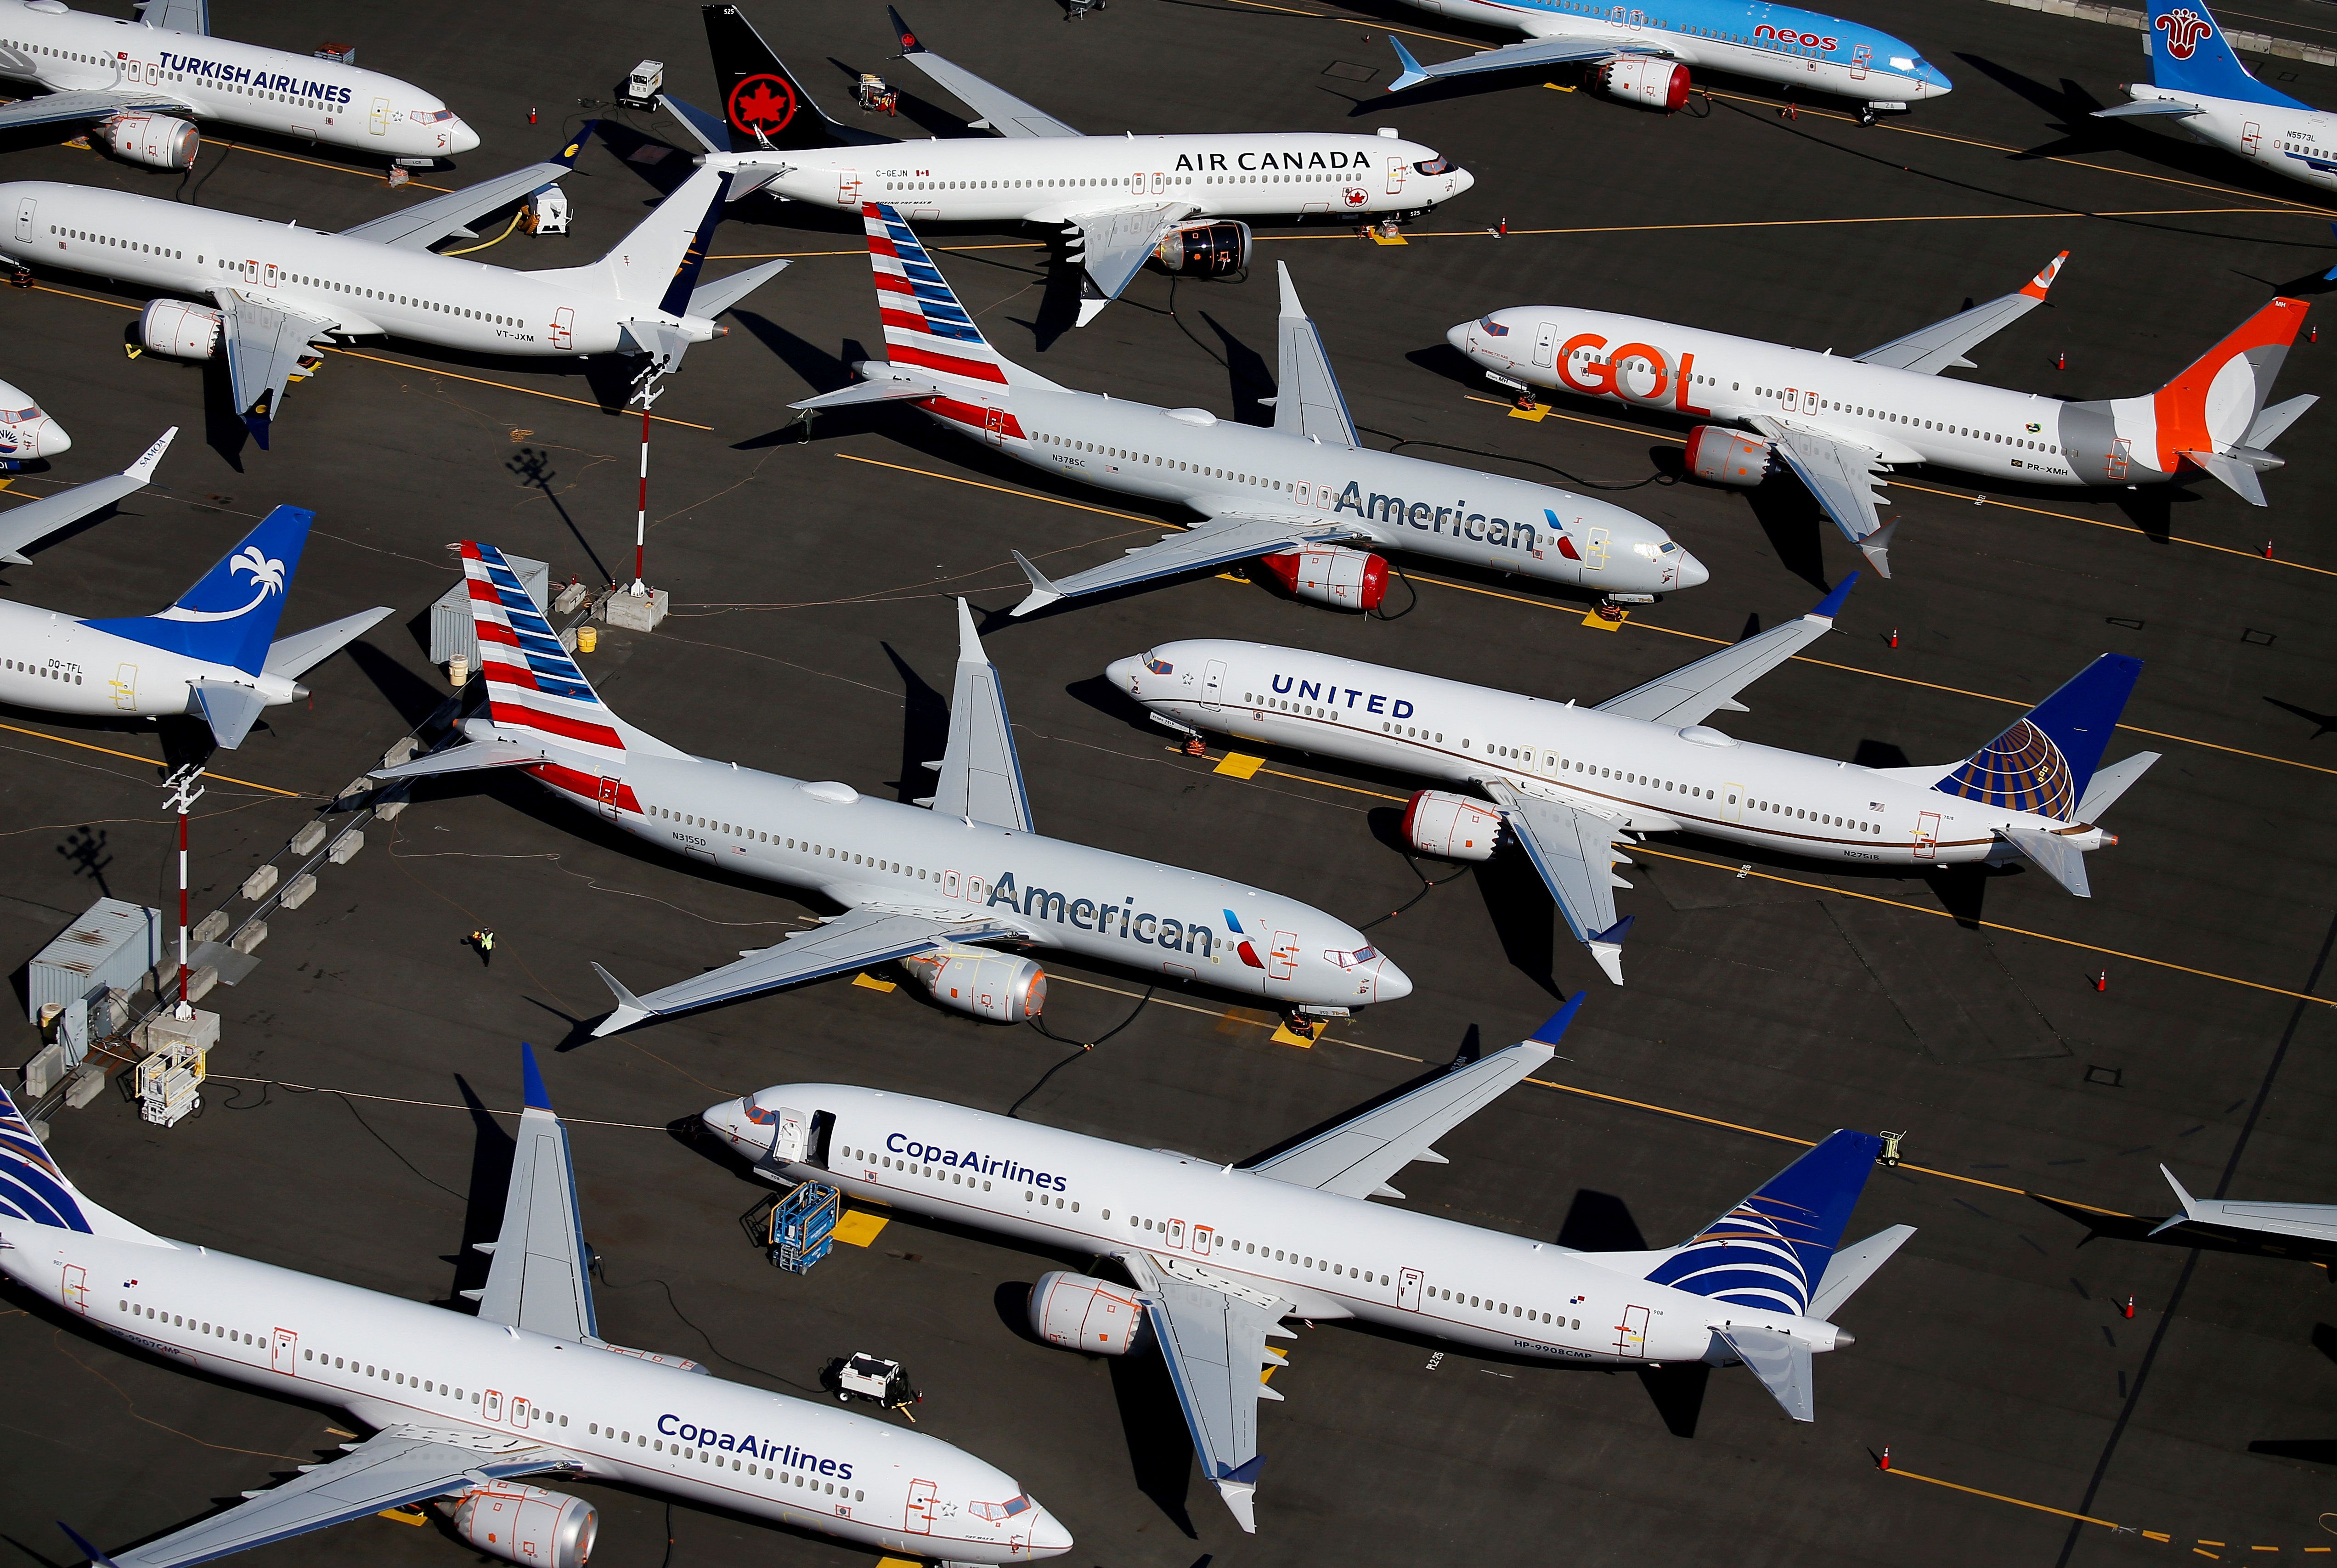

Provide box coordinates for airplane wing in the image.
[1247,1007,1575,1200]
[889,6,1081,137]
[209,291,337,448]
[1059,201,1191,326]
[0,87,191,131]
[1478,781,1635,985]
[66,1425,559,1568]
[337,127,595,252]
[1268,263,1357,448]
[1387,32,1648,94]
[463,1044,597,1342]
[1592,575,1854,726]
[588,908,1022,1035]
[262,606,394,680]
[1121,1254,1295,1534]
[0,426,174,565]
[2151,1164,2337,1244]
[1009,514,1371,617]
[1744,416,1897,578]
[135,0,209,33]
[1853,253,2066,374]
[925,598,1033,831]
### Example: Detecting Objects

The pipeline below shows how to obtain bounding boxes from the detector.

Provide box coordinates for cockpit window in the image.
[1142,653,1174,675]
[971,1495,1033,1522]
[1476,316,1509,338]
[1413,157,1451,176]
[0,407,38,423]
[412,107,459,122]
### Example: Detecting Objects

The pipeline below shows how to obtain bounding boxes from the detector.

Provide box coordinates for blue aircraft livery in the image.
[656,1414,854,1479]
[156,51,354,103]
[886,1132,1071,1192]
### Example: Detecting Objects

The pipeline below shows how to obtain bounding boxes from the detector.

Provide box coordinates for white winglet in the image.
[2149,1163,2203,1235]
[588,962,655,1038]
[1009,549,1064,617]
[125,425,178,483]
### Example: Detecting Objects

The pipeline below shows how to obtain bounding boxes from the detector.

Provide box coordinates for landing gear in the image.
[1856,105,1878,127]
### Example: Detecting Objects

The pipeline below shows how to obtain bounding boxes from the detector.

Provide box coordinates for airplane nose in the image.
[1445,320,1472,354]
[1103,655,1140,691]
[35,422,68,458]
[1451,166,1476,194]
[700,1097,749,1143]
[451,119,482,153]
[1672,549,1710,589]
[1372,958,1413,1004]
[1023,1503,1074,1557]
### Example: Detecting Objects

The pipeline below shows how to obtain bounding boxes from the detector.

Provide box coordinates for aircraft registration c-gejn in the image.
[2097,0,2337,201]
[1106,585,2159,986]
[0,124,790,445]
[1448,255,2316,575]
[704,997,1913,1533]
[0,0,477,169]
[1378,0,1949,122]
[370,543,1411,1036]
[793,205,1704,617]
[0,1047,1073,1568]
[661,4,1474,324]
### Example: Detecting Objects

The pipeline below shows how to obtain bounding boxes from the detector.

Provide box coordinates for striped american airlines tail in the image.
[864,203,1060,410]
[464,541,629,771]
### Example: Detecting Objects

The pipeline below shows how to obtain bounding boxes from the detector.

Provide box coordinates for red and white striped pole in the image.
[163,764,205,1015]
[632,405,650,594]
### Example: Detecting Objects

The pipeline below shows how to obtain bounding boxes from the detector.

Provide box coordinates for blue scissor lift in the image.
[765,1182,840,1274]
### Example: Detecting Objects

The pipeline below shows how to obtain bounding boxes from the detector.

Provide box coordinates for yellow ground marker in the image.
[1367,229,1409,246]
[851,972,898,993]
[1214,752,1264,779]
[831,1210,891,1248]
[1270,1020,1319,1048]
[1506,403,1548,422]
[376,1507,429,1526]
[878,1557,926,1568]
[1580,608,1627,632]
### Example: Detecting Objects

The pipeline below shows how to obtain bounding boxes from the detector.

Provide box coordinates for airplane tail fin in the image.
[703,2,855,151]
[458,541,636,771]
[0,1077,163,1244]
[81,504,310,677]
[1638,1130,1886,1317]
[864,203,1052,397]
[577,164,736,310]
[1934,653,2143,823]
[2144,0,2311,107]
[2150,297,2313,502]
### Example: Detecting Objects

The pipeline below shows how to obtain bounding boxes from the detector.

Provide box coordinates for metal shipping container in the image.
[428,552,550,668]
[27,898,162,1022]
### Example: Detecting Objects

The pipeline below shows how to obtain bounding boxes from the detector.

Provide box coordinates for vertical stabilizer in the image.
[463,541,628,769]
[2145,0,2311,107]
[703,2,857,150]
[865,203,1052,393]
[0,1080,162,1243]
[590,166,737,309]
[1935,654,2143,822]
[81,505,311,676]
[1640,1130,1885,1315]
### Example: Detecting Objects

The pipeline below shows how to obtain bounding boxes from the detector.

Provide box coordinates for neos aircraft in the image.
[1106,590,2160,986]
[704,998,1912,1532]
[661,5,1473,325]
[1449,258,2316,575]
[0,423,173,562]
[0,127,789,444]
[1381,0,1948,123]
[0,1049,1072,1568]
[795,207,1701,617]
[370,543,1409,1036]
[0,0,477,170]
[0,497,387,748]
[2096,0,2337,193]
[0,373,69,463]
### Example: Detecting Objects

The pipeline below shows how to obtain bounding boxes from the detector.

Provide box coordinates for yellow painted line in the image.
[830,1209,891,1248]
[1213,751,1265,779]
[192,133,455,193]
[0,719,302,796]
[1887,1466,2124,1530]
[851,971,898,993]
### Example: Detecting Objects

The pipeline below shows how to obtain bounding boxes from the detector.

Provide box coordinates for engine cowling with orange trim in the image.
[1402,790,1503,861]
[1029,1270,1152,1355]
[102,112,199,169]
[1152,219,1250,278]
[1684,425,1773,487]
[900,943,1046,1023]
[139,299,223,360]
[1598,57,1691,112]
[1261,544,1388,611]
[451,1483,597,1568]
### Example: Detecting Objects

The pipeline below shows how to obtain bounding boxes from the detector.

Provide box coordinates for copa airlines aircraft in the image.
[1106,589,2159,986]
[0,497,388,749]
[0,1049,1073,1568]
[1381,0,1949,122]
[0,0,476,169]
[0,127,789,444]
[663,5,1473,324]
[2097,0,2337,193]
[371,544,1409,1036]
[1449,257,2316,575]
[796,208,1702,617]
[704,998,1912,1532]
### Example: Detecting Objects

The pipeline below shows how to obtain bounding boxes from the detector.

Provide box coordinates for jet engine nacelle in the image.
[1261,544,1388,611]
[1684,425,1773,487]
[1029,1270,1152,1355]
[102,112,200,169]
[1598,57,1691,113]
[451,1483,597,1568]
[901,943,1046,1023]
[140,299,223,360]
[1402,790,1503,861]
[1152,219,1250,278]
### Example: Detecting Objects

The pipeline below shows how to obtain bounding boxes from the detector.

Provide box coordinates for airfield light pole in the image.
[162,764,205,1016]
[632,403,649,593]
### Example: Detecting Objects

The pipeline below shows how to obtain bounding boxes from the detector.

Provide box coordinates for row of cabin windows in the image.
[844,1143,1077,1210]
[18,45,327,101]
[644,808,973,886]
[1423,1285,1582,1329]
[51,226,181,259]
[1747,385,2064,454]
[121,1300,261,1342]
[8,658,80,683]
[886,176,1196,192]
[44,227,520,326]
[579,1425,864,1499]
[1746,796,1881,835]
[1036,432,1287,492]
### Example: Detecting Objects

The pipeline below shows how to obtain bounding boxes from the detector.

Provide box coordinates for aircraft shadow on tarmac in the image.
[1553,1190,1715,1436]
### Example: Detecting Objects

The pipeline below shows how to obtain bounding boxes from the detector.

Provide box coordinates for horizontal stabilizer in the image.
[790,371,948,412]
[2092,97,2202,118]
[188,681,269,750]
[1806,1224,1916,1320]
[619,318,692,375]
[686,257,790,321]
[1712,1324,1814,1421]
[659,91,731,154]
[2181,448,2267,506]
[370,737,548,781]
[1997,826,2091,897]
[263,606,392,679]
[2075,750,2158,820]
[2243,392,2316,450]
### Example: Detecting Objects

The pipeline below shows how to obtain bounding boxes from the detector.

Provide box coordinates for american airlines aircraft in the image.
[371,543,1410,1036]
[795,207,1702,616]
[1449,258,2316,575]
[703,997,1912,1532]
[1106,588,2159,986]
[664,5,1474,324]
[1380,0,1949,124]
[0,0,477,169]
[0,1048,1073,1568]
[0,127,789,444]
[0,496,387,748]
[2096,0,2337,194]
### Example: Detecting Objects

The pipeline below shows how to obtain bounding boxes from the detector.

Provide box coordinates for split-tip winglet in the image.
[1008,550,1063,618]
[1586,914,1633,987]
[954,595,987,660]
[1528,990,1588,1046]
[1856,520,1896,581]
[1387,36,1428,93]
[57,1522,120,1568]
[2147,1162,2202,1235]
[587,962,653,1038]
[887,4,922,51]
[519,1041,553,1113]
[1808,570,1860,622]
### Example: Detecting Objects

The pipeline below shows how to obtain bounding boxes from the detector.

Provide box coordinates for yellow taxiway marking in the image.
[1213,751,1265,779]
[1886,1466,2125,1530]
[1580,607,1626,632]
[851,971,898,993]
[375,1506,430,1526]
[830,1210,891,1248]
[1270,1019,1319,1048]
[0,718,303,797]
[188,133,457,193]
[1507,402,1547,421]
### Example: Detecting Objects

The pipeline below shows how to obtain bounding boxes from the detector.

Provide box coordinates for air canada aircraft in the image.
[0,1047,1072,1568]
[1449,256,2316,575]
[1108,584,2159,986]
[370,543,1409,1036]
[0,0,477,169]
[705,997,1912,1533]
[2096,0,2337,195]
[663,5,1473,324]
[794,206,1701,615]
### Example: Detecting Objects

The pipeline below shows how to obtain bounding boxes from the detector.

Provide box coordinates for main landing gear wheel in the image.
[1857,106,1878,127]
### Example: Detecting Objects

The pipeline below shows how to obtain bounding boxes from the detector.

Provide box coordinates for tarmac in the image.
[2,0,2336,1564]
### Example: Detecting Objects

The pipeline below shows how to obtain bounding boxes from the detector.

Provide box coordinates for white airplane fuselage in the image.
[0,597,301,720]
[2123,85,2337,191]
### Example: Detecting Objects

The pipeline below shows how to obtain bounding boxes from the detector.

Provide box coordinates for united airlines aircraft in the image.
[705,998,1912,1532]
[2097,0,2337,195]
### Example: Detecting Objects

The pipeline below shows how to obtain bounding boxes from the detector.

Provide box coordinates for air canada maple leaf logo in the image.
[2157,8,2213,59]
[727,73,796,135]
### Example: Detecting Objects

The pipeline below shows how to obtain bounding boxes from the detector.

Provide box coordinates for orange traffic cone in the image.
[1879,1446,1892,1472]
[2122,1295,2136,1320]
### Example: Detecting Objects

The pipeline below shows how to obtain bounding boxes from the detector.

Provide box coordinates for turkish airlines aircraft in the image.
[0,0,477,169]
[1449,257,2316,575]
[371,544,1410,1035]
[663,5,1473,324]
[1107,590,2159,986]
[704,998,1911,1532]
[2097,0,2337,194]
[795,206,1702,616]
[0,127,789,444]
[0,1049,1072,1568]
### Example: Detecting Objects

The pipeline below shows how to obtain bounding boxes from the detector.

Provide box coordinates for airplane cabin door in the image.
[1191,1224,1213,1256]
[270,1327,297,1374]
[1385,154,1404,195]
[1532,321,1559,369]
[61,1264,88,1314]
[1914,811,1941,860]
[550,307,575,350]
[1614,1304,1650,1356]
[838,168,860,205]
[1584,525,1611,570]
[483,1388,503,1421]
[109,662,137,709]
[1722,783,1744,822]
[596,776,621,820]
[1397,1268,1423,1311]
[1268,930,1298,981]
[906,1478,937,1535]
[368,95,390,136]
[2105,437,2131,480]
[1164,1218,1185,1249]
[2243,120,2264,157]
[983,404,1006,448]
[1851,42,1872,79]
[1202,659,1225,709]
[772,1105,808,1162]
[12,196,33,245]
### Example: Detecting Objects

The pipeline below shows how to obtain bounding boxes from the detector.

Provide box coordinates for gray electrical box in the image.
[428,552,550,669]
[27,898,162,1022]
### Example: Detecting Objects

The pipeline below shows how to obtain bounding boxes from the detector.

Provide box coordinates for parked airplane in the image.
[2148,1164,2337,1259]
[0,126,788,444]
[370,543,1409,1035]
[2096,0,2337,194]
[1380,0,1949,123]
[0,1049,1072,1568]
[1106,591,2158,985]
[795,209,1700,616]
[704,997,1911,1532]
[1448,258,2315,575]
[0,497,386,748]
[0,0,477,169]
[0,374,70,463]
[0,423,173,562]
[661,5,1473,324]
